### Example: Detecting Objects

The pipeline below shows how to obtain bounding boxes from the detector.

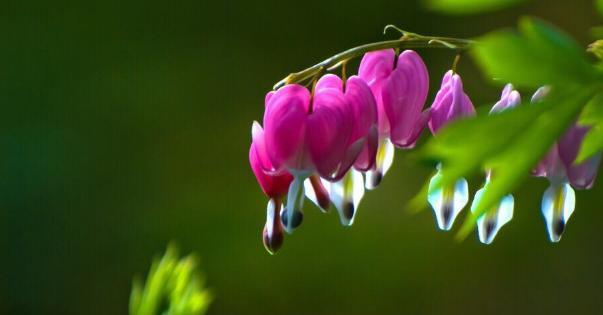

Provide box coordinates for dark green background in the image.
[1,0,602,314]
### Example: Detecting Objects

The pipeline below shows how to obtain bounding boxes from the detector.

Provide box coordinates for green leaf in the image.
[424,0,526,14]
[577,92,603,162]
[597,0,603,17]
[129,277,143,315]
[130,244,213,315]
[420,86,599,240]
[588,40,603,59]
[471,17,597,88]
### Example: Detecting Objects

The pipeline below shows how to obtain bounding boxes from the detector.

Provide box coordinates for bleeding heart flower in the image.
[427,70,475,231]
[531,88,602,242]
[470,84,520,244]
[359,49,430,189]
[249,122,293,254]
[261,74,377,232]
[304,74,378,226]
[428,70,475,134]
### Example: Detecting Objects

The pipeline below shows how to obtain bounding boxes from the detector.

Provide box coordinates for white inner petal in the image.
[365,138,395,190]
[284,176,305,234]
[381,138,395,177]
[330,169,365,226]
[265,199,276,237]
[472,187,514,245]
[541,182,575,242]
[427,168,469,231]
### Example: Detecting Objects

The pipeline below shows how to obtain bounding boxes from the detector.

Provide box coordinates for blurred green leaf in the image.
[597,0,603,17]
[130,244,213,315]
[424,0,526,14]
[471,17,598,88]
[588,40,603,59]
[577,93,603,162]
[420,17,603,239]
[420,86,600,239]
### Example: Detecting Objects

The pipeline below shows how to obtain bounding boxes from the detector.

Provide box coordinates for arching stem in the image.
[274,32,475,90]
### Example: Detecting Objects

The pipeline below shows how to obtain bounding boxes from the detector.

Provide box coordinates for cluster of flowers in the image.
[249,49,601,254]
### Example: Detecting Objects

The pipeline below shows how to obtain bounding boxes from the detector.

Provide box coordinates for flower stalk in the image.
[274,30,474,90]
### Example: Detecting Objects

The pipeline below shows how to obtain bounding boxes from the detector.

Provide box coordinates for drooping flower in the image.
[304,74,378,226]
[532,87,602,242]
[427,70,475,231]
[261,74,377,232]
[359,49,430,189]
[249,122,293,254]
[428,70,475,134]
[470,84,521,244]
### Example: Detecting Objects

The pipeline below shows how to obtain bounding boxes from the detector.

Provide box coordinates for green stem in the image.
[274,34,475,90]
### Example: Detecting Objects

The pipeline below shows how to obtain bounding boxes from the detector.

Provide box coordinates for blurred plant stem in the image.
[129,244,213,315]
[274,28,474,89]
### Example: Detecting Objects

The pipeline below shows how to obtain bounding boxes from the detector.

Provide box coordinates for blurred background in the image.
[1,0,602,314]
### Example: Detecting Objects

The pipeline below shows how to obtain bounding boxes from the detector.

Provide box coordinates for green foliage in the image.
[471,18,598,88]
[419,17,603,239]
[577,93,603,162]
[130,245,212,315]
[588,40,603,59]
[424,0,526,15]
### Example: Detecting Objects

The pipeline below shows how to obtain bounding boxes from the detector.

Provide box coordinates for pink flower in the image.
[490,83,521,114]
[531,86,602,242]
[249,122,293,254]
[471,84,520,245]
[259,74,377,232]
[427,71,475,231]
[428,70,475,134]
[534,124,602,242]
[359,49,430,188]
[263,75,376,180]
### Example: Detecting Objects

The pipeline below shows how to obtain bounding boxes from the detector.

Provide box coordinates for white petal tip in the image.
[364,170,382,190]
[541,183,574,243]
[428,174,469,232]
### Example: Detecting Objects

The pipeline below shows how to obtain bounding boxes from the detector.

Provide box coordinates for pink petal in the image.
[558,125,589,168]
[428,92,453,134]
[358,49,396,88]
[354,125,378,171]
[359,49,396,135]
[384,50,429,146]
[567,154,601,189]
[249,142,293,198]
[265,91,275,107]
[428,71,475,134]
[316,74,343,92]
[264,84,311,171]
[251,121,274,173]
[329,138,366,181]
[306,88,352,178]
[532,144,566,180]
[558,124,602,189]
[344,76,377,142]
[393,109,431,148]
[449,75,475,119]
[431,70,454,108]
[491,84,521,114]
